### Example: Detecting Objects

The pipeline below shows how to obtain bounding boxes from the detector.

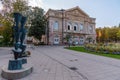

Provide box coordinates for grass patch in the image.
[66,46,120,59]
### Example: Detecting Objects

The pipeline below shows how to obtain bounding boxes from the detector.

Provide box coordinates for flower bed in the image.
[84,43,120,54]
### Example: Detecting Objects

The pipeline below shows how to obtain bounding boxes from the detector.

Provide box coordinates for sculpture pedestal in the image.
[1,63,33,79]
[8,59,22,70]
[8,58,27,70]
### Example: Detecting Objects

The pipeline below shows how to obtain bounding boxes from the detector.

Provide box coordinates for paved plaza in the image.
[1,46,120,80]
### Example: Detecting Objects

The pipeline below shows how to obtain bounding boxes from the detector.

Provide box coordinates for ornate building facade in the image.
[45,6,96,45]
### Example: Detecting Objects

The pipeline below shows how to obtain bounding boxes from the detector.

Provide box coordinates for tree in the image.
[12,0,28,13]
[102,27,109,42]
[96,28,102,42]
[65,34,71,47]
[1,0,28,13]
[28,7,46,41]
[119,23,120,28]
[0,13,13,46]
[1,0,29,23]
[96,26,120,43]
[117,29,120,40]
[109,27,118,42]
[2,20,13,45]
[0,0,29,46]
[105,28,110,42]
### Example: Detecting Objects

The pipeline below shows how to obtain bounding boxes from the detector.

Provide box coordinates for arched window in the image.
[80,24,83,31]
[74,23,78,31]
[53,21,59,30]
[68,25,70,30]
[74,26,77,31]
[67,22,72,30]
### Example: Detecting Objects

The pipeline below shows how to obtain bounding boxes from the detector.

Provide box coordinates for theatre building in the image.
[45,6,96,45]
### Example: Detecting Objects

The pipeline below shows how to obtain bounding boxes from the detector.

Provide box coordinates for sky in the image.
[0,0,120,27]
[29,0,120,28]
[0,2,2,10]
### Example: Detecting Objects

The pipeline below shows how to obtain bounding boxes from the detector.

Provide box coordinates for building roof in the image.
[65,6,89,17]
[45,6,90,17]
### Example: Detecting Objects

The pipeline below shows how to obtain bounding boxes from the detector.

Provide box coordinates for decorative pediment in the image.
[65,6,89,17]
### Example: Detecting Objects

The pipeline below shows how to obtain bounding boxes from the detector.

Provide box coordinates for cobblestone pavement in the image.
[0,48,13,80]
[35,46,120,80]
[1,46,120,80]
[0,47,85,80]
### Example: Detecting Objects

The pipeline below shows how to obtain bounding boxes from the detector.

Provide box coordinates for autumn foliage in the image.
[96,26,120,43]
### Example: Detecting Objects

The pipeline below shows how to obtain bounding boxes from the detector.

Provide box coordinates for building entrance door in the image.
[54,37,59,44]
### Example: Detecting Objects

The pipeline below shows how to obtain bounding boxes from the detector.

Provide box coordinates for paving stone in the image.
[2,46,120,80]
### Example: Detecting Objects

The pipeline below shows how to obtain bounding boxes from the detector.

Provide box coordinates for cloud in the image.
[0,2,3,10]
[29,0,43,8]
[29,0,50,11]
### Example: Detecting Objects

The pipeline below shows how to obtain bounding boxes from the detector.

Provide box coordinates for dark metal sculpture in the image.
[8,12,28,70]
[13,13,27,60]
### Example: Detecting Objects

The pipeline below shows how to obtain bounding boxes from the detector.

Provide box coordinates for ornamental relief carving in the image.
[52,13,62,18]
[49,12,55,16]
[66,14,84,21]
[66,10,85,17]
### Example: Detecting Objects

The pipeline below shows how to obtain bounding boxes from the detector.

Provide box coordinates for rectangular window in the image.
[80,24,83,31]
[53,21,59,31]
[89,26,93,33]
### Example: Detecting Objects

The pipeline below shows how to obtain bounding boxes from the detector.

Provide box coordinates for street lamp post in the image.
[61,9,64,44]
